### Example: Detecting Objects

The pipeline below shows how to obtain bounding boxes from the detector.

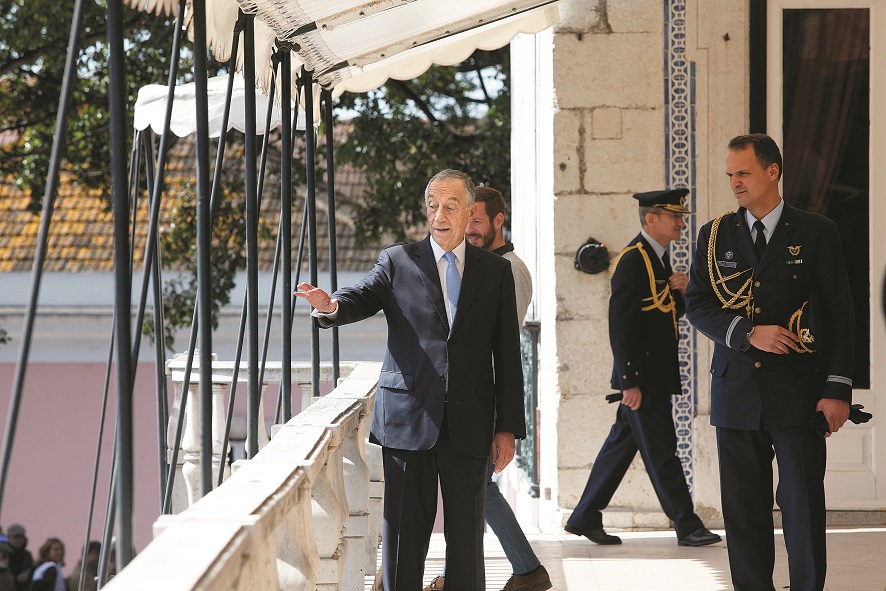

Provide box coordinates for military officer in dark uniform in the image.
[686,134,855,591]
[565,189,721,548]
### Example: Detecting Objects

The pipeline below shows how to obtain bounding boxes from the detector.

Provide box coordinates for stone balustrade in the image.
[102,360,382,591]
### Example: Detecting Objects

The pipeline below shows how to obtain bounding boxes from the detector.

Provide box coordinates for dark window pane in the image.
[783,8,870,388]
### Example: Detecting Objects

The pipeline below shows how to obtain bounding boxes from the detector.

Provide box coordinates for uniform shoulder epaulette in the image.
[610,241,645,277]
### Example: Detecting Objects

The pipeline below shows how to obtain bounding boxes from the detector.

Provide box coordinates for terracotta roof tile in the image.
[0,133,382,273]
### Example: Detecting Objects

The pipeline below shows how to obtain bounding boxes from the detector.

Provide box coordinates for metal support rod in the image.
[107,0,135,569]
[97,442,118,588]
[0,0,88,519]
[280,51,294,421]
[243,15,261,458]
[323,90,341,384]
[192,0,215,497]
[141,130,170,506]
[302,69,321,397]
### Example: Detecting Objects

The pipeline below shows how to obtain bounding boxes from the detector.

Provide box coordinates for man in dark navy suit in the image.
[565,189,720,548]
[295,169,525,591]
[686,134,855,591]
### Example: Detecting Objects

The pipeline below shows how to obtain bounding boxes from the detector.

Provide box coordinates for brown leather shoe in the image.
[501,565,552,591]
[422,575,445,591]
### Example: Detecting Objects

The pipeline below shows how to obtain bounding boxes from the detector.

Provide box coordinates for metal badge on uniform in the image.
[788,245,802,256]
[717,250,737,268]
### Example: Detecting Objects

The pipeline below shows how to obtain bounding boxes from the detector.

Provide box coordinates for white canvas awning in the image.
[129,0,560,98]
[133,74,307,137]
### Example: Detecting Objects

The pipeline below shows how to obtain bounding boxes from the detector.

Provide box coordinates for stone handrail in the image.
[102,361,383,591]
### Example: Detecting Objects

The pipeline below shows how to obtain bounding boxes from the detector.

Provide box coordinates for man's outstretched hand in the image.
[294,282,337,313]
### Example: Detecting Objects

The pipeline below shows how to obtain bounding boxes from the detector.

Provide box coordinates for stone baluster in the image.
[339,415,370,590]
[365,439,383,577]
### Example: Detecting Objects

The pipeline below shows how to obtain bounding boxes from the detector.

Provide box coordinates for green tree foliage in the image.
[0,0,197,207]
[334,47,510,245]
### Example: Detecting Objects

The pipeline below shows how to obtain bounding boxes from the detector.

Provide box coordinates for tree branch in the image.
[389,79,440,124]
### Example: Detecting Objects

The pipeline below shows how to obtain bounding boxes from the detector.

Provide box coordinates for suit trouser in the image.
[567,395,702,538]
[717,425,827,591]
[440,464,542,579]
[381,413,489,591]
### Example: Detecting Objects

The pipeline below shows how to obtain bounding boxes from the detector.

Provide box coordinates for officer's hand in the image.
[491,432,516,473]
[816,398,850,437]
[748,325,800,354]
[294,282,337,313]
[668,272,689,294]
[621,387,642,410]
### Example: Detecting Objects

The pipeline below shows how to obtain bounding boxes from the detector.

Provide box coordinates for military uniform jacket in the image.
[609,234,684,396]
[317,236,526,456]
[685,205,855,430]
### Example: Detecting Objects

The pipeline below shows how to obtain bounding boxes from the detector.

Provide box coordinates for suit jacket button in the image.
[623,375,628,379]
[754,281,761,288]
[754,361,762,368]
[754,307,761,314]
[627,361,631,366]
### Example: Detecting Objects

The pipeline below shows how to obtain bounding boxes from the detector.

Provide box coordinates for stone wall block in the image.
[553,32,662,109]
[553,109,584,194]
[584,108,665,194]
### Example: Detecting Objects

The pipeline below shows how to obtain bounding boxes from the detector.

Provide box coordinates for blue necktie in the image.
[444,251,461,324]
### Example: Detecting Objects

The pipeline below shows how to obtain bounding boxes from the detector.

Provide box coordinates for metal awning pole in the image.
[191,0,215,497]
[303,69,320,397]
[280,50,293,421]
[0,0,88,520]
[243,15,261,458]
[323,90,340,384]
[107,0,135,569]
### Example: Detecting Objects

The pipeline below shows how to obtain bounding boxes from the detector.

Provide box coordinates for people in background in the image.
[566,189,720,548]
[4,524,33,591]
[30,538,66,591]
[65,541,99,591]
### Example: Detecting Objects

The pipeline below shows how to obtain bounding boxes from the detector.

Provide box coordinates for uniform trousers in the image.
[381,411,489,591]
[717,425,827,591]
[567,395,702,538]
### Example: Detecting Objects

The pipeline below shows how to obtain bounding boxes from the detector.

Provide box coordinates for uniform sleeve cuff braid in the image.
[726,316,743,349]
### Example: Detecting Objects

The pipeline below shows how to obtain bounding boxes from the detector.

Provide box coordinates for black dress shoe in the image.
[678,527,722,547]
[564,523,622,545]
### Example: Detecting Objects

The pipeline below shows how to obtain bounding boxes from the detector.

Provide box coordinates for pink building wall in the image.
[0,360,305,570]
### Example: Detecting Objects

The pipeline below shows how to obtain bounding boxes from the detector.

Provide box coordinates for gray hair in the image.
[424,169,476,206]
[639,206,657,226]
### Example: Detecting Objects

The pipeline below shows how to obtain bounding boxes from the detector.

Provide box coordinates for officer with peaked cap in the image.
[565,188,721,547]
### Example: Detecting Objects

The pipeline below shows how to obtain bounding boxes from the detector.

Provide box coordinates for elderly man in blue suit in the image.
[296,169,526,591]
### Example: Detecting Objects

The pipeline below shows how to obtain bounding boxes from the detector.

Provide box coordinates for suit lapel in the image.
[409,236,449,329]
[756,205,796,275]
[450,242,485,336]
[732,208,759,267]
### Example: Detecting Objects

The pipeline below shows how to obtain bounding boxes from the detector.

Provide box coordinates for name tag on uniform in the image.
[786,259,803,265]
[717,260,738,268]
